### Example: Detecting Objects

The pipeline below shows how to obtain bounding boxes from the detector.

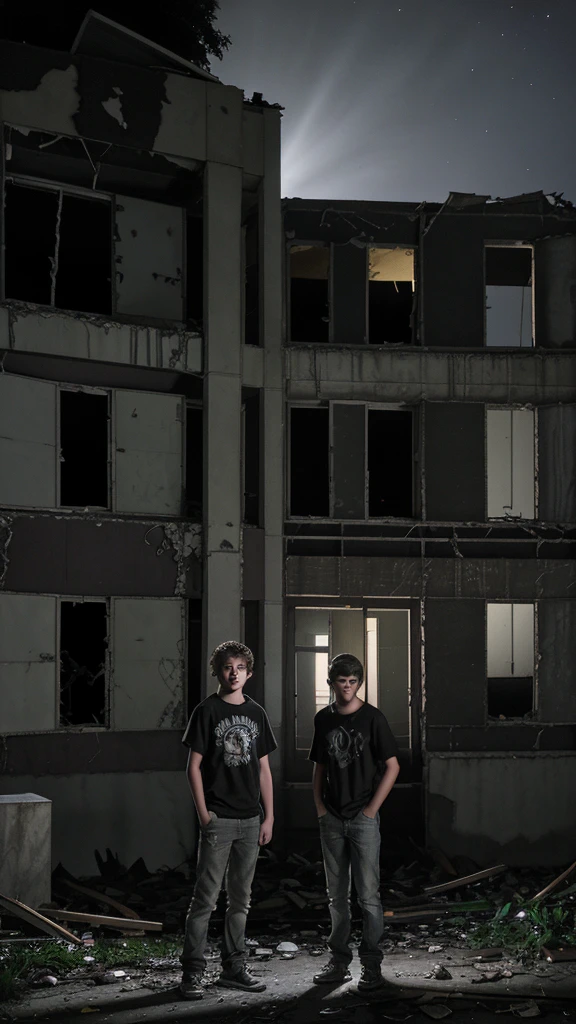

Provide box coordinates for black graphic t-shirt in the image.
[309,702,399,819]
[182,693,277,818]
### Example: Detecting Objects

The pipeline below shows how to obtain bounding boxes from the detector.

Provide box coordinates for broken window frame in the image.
[484,242,535,349]
[485,601,537,721]
[287,401,330,519]
[367,244,417,346]
[288,401,416,521]
[2,172,113,311]
[3,171,188,324]
[58,384,111,511]
[58,596,110,729]
[285,598,420,783]
[486,405,537,521]
[287,240,331,344]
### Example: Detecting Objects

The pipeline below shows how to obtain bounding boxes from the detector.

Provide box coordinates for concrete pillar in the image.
[261,109,284,739]
[0,794,51,907]
[203,161,243,688]
[535,235,576,348]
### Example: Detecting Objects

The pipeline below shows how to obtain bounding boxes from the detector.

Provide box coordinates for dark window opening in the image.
[187,599,202,714]
[486,246,533,348]
[487,677,534,718]
[486,247,532,287]
[55,194,111,315]
[243,600,263,706]
[186,214,203,329]
[368,248,414,344]
[60,601,107,727]
[368,410,413,517]
[60,390,109,508]
[290,407,329,516]
[290,245,329,343]
[185,405,203,519]
[4,182,111,314]
[244,214,260,345]
[243,391,261,526]
[4,182,59,305]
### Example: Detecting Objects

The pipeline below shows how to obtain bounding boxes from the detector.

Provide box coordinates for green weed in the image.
[469,899,576,954]
[0,937,182,1002]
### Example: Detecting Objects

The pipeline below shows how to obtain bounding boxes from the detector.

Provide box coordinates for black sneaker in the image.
[217,966,266,992]
[179,973,204,999]
[358,962,385,991]
[313,959,352,985]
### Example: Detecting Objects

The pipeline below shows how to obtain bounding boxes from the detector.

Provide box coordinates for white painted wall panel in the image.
[0,595,57,732]
[114,390,183,514]
[512,409,536,520]
[115,196,184,320]
[0,375,57,507]
[487,409,534,519]
[486,286,533,347]
[111,598,185,730]
[487,602,534,677]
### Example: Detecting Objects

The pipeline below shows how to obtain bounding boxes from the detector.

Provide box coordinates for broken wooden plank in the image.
[0,892,82,944]
[424,864,506,896]
[529,860,576,902]
[542,946,576,962]
[383,899,492,921]
[57,878,141,920]
[39,908,162,931]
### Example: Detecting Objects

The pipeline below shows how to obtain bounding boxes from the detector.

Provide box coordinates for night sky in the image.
[215,0,576,203]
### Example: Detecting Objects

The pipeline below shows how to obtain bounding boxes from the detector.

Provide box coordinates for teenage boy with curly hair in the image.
[179,641,276,999]
[310,652,400,991]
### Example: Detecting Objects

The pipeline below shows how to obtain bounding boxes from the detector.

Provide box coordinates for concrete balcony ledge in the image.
[0,303,203,374]
[285,344,576,403]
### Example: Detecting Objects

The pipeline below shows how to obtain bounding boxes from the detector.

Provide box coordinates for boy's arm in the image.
[363,755,400,818]
[258,754,274,846]
[312,762,327,816]
[186,750,211,827]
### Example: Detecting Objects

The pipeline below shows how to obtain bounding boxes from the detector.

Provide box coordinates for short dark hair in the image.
[210,641,254,677]
[328,652,364,685]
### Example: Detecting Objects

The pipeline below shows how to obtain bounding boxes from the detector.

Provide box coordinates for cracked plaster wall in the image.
[427,753,576,865]
[2,514,201,598]
[0,40,253,168]
[0,302,201,374]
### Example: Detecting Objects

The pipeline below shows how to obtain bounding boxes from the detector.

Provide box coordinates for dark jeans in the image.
[319,809,383,965]
[181,812,260,974]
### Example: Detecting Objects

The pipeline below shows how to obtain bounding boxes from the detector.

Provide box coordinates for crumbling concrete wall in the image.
[427,754,576,866]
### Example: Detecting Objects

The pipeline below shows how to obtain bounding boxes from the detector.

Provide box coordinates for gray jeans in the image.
[319,809,383,965]
[181,813,261,974]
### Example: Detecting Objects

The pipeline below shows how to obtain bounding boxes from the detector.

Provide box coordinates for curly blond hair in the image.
[210,640,254,677]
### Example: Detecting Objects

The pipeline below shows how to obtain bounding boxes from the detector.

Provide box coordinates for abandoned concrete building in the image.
[1,14,575,882]
[284,193,576,864]
[0,13,283,877]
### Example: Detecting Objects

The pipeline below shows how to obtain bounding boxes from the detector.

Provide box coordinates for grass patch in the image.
[0,936,182,1002]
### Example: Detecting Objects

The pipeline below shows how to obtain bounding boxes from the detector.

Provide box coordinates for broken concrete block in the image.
[432,964,452,979]
[277,941,299,953]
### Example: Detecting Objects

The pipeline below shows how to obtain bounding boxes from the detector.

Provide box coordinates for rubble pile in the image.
[1,844,575,1008]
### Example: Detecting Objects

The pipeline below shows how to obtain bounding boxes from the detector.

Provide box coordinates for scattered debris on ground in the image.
[1,844,575,1007]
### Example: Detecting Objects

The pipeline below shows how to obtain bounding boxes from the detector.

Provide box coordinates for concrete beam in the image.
[286,345,576,404]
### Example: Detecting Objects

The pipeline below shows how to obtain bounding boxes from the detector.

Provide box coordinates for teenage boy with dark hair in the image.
[179,640,276,1000]
[309,651,400,991]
